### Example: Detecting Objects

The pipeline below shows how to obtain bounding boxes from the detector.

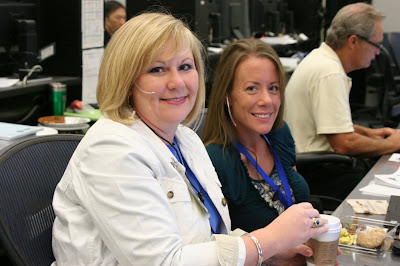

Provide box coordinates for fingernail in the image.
[306,248,312,256]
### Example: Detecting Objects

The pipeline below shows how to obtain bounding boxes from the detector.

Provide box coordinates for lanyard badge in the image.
[236,135,293,208]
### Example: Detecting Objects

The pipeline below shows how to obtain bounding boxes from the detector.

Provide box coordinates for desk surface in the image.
[0,76,81,99]
[332,154,400,265]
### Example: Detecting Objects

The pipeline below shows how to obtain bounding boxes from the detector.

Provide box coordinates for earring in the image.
[226,95,237,127]
[127,95,132,107]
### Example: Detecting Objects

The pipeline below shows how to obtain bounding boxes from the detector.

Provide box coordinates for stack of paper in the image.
[0,78,19,88]
[359,154,400,197]
[346,199,388,215]
[0,122,43,141]
[260,35,298,45]
[279,57,300,72]
[374,174,400,189]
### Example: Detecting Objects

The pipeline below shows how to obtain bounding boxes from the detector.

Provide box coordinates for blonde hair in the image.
[97,12,205,126]
[326,2,384,50]
[202,38,286,147]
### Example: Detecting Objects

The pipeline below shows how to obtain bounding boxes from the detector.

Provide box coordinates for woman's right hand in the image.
[243,203,328,265]
[267,203,328,249]
[248,202,329,262]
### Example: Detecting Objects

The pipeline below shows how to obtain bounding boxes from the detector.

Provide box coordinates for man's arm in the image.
[326,125,400,157]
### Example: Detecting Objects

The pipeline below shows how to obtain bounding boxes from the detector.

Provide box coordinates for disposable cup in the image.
[305,214,342,266]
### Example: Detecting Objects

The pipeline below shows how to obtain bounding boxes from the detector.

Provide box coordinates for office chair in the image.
[0,134,83,266]
[367,46,400,127]
[388,32,400,75]
[295,151,359,213]
[353,32,400,125]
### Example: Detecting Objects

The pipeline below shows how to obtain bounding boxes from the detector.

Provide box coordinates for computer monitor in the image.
[248,0,292,35]
[210,0,251,43]
[249,0,276,34]
[126,0,212,44]
[288,0,322,50]
[0,1,38,76]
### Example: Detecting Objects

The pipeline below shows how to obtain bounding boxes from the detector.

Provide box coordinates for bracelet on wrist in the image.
[244,232,263,266]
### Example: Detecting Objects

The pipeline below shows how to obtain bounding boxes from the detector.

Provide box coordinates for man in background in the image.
[284,3,400,201]
[104,1,126,45]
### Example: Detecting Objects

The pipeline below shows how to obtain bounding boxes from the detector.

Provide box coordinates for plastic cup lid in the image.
[320,214,342,232]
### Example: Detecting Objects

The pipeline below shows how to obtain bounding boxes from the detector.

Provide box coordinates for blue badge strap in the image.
[262,135,293,207]
[236,136,293,208]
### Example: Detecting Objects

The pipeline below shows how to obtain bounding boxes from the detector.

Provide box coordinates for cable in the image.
[22,65,43,86]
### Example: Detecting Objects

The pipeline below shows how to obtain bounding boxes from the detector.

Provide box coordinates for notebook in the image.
[0,122,43,141]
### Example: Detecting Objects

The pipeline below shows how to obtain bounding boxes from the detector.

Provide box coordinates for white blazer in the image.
[52,117,243,266]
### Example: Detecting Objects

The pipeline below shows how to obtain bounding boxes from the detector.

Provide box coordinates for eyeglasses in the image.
[355,34,383,50]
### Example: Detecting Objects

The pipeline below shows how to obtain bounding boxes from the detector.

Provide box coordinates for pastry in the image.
[356,227,386,249]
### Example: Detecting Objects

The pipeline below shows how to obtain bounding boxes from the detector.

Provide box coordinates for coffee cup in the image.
[305,214,342,266]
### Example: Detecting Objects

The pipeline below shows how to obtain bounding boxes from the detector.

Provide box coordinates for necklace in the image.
[243,146,261,180]
[140,119,205,204]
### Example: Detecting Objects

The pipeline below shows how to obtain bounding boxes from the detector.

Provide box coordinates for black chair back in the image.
[0,134,83,266]
[388,32,400,75]
[378,46,400,124]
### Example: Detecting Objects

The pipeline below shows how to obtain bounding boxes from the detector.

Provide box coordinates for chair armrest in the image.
[296,151,355,166]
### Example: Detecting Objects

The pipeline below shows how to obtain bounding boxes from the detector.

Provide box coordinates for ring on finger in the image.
[312,217,320,227]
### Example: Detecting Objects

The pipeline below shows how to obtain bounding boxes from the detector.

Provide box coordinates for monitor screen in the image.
[0,1,37,76]
[0,2,37,47]
[249,0,288,35]
[126,0,212,44]
[211,0,250,42]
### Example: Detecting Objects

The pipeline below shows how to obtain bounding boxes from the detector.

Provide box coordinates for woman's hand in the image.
[264,244,310,265]
[264,245,341,266]
[265,203,329,251]
[245,203,329,265]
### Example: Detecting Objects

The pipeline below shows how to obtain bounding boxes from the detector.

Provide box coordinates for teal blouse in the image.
[206,122,310,232]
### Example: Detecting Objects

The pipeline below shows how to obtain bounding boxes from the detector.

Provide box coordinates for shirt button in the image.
[167,191,174,198]
[222,198,227,206]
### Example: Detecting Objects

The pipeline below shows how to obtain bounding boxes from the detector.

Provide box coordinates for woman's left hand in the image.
[264,244,342,266]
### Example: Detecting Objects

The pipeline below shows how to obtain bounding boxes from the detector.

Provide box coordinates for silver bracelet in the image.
[244,233,263,266]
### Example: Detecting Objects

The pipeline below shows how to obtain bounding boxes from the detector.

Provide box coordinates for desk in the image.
[0,76,81,99]
[332,154,400,265]
[0,76,81,125]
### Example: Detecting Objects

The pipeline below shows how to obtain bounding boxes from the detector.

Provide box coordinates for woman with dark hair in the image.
[203,39,310,232]
[104,0,126,45]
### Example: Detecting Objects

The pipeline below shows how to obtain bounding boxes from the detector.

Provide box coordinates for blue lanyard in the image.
[236,135,293,208]
[167,139,221,234]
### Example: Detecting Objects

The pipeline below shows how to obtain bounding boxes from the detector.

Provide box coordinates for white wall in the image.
[373,0,400,32]
[118,0,126,7]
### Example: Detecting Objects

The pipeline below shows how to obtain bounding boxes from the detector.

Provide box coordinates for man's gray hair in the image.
[325,2,384,50]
